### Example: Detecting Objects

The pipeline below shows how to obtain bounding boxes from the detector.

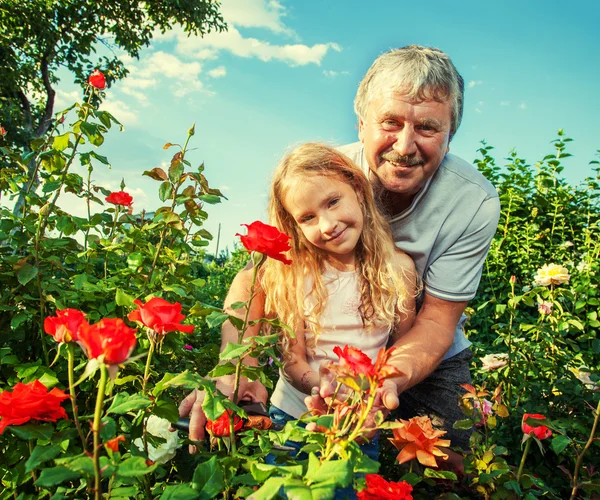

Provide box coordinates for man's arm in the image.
[389,293,467,394]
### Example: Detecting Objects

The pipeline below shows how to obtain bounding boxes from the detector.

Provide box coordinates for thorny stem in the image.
[506,279,516,403]
[142,336,156,394]
[92,364,108,500]
[150,131,194,276]
[516,437,532,482]
[68,343,87,451]
[570,398,600,500]
[232,256,261,406]
[104,205,121,279]
[84,164,93,252]
[34,212,49,365]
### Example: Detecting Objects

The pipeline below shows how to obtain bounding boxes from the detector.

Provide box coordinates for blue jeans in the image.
[266,406,379,500]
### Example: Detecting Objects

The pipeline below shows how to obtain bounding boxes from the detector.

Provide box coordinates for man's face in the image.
[359,91,452,199]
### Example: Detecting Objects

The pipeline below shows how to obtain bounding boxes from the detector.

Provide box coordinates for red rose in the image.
[44,308,87,343]
[0,380,69,434]
[88,69,106,90]
[105,435,126,452]
[105,191,133,207]
[206,409,243,437]
[0,126,6,137]
[128,298,194,335]
[357,474,413,500]
[522,413,552,440]
[333,345,376,378]
[78,318,137,365]
[236,221,292,264]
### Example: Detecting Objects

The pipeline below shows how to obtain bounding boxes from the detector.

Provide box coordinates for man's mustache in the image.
[380,152,425,167]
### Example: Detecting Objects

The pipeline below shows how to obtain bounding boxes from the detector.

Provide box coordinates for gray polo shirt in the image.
[339,142,501,359]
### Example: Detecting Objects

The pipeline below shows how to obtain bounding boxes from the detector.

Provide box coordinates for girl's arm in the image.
[283,322,320,395]
[390,249,417,343]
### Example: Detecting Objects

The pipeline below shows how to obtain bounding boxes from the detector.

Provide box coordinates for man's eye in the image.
[382,120,399,129]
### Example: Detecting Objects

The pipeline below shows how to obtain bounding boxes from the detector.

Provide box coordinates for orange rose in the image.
[106,435,126,452]
[389,415,451,468]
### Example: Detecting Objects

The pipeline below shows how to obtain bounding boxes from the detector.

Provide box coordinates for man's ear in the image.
[358,118,365,143]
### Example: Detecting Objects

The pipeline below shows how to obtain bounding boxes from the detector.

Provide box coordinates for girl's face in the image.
[283,174,364,269]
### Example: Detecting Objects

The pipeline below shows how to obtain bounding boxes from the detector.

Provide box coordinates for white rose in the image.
[133,415,180,464]
[533,263,570,286]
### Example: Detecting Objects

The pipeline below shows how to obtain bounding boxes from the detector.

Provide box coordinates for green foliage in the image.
[0,0,226,148]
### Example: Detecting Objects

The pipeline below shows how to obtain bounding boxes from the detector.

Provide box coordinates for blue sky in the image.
[51,0,600,255]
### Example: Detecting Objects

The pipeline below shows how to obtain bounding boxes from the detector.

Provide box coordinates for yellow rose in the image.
[533,263,570,286]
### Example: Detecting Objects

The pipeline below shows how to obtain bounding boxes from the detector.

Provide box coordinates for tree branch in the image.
[15,88,33,132]
[35,54,56,138]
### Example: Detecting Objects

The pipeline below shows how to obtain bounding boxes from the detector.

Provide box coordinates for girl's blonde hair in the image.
[261,143,410,352]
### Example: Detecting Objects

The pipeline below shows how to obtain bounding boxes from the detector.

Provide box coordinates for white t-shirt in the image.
[338,142,501,359]
[270,267,391,418]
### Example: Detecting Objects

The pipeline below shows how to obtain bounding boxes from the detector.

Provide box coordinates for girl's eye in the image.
[328,198,340,208]
[299,215,314,223]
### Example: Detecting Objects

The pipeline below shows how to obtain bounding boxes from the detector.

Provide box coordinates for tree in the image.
[0,0,226,147]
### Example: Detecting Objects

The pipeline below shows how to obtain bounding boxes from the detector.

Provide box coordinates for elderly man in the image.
[180,45,500,450]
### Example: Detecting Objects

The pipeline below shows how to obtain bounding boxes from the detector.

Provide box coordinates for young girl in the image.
[260,143,416,433]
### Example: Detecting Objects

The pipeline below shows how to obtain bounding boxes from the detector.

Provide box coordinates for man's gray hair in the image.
[354,45,465,140]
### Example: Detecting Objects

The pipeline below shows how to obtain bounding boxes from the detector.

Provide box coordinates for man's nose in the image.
[393,126,418,157]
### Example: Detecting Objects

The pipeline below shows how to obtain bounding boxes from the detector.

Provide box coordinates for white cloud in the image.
[323,70,349,78]
[475,107,482,113]
[117,51,205,102]
[209,66,227,78]
[220,0,295,36]
[519,102,527,110]
[500,100,510,106]
[100,99,138,125]
[176,26,340,66]
[468,80,483,88]
[219,185,230,191]
[55,89,82,109]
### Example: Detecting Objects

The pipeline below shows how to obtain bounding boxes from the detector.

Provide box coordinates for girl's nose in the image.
[319,216,338,236]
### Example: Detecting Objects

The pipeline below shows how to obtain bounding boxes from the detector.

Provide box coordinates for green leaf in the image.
[152,371,204,397]
[26,444,63,472]
[127,252,144,269]
[205,311,228,328]
[249,477,286,500]
[199,194,221,205]
[152,399,180,423]
[551,435,572,454]
[159,181,173,202]
[423,468,457,480]
[230,301,246,310]
[107,392,152,414]
[35,466,80,487]
[192,456,224,499]
[305,457,352,487]
[201,390,226,421]
[17,263,38,285]
[208,363,236,378]
[453,418,474,430]
[161,485,200,500]
[220,342,252,361]
[52,133,71,151]
[116,288,135,307]
[10,423,55,440]
[116,456,157,478]
[169,162,184,184]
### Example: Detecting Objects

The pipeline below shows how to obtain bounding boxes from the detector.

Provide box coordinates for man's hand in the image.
[178,376,268,453]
